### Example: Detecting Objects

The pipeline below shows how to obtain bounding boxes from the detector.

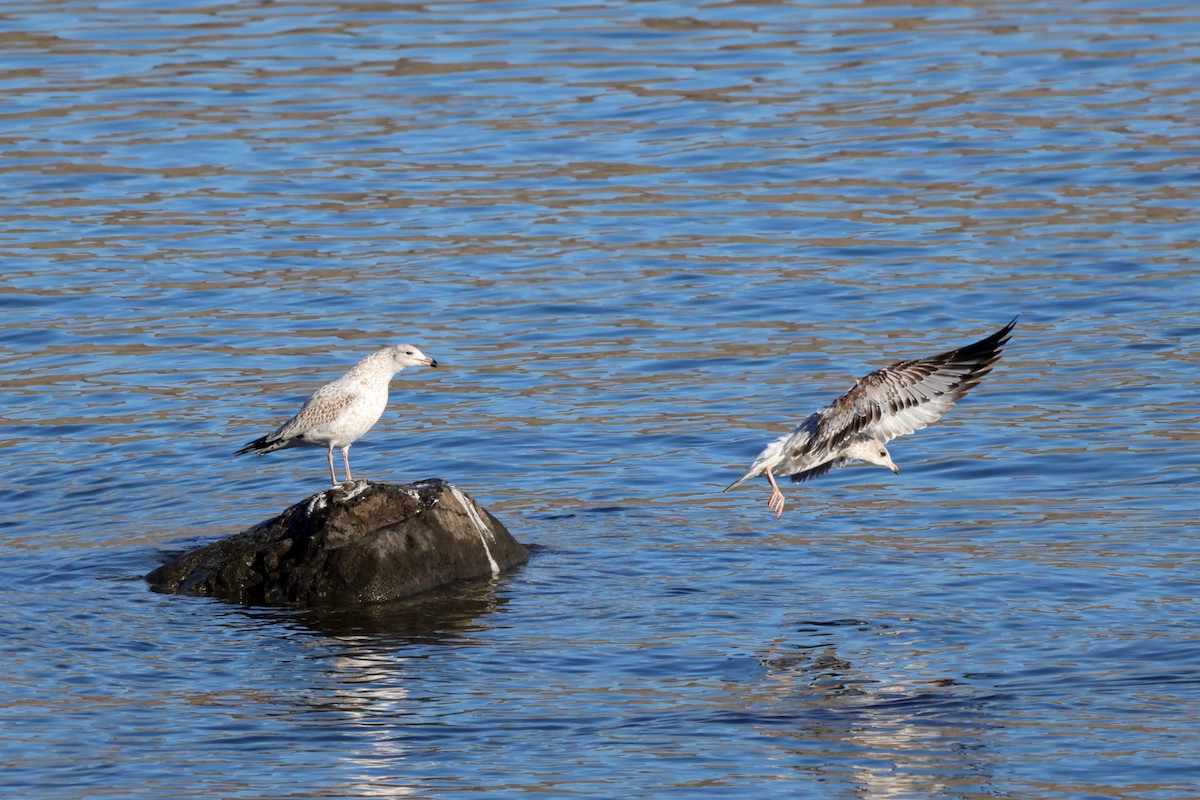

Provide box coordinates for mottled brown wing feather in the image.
[271,383,360,442]
[807,318,1015,453]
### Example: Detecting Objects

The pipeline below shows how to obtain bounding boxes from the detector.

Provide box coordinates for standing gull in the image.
[235,344,437,486]
[724,319,1015,517]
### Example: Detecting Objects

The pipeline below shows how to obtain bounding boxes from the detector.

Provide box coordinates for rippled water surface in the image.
[3,1,1199,797]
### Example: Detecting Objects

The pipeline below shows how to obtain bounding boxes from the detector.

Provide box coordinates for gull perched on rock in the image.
[724,319,1015,517]
[235,344,437,486]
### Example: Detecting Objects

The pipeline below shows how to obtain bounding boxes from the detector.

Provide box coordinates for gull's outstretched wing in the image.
[807,317,1016,453]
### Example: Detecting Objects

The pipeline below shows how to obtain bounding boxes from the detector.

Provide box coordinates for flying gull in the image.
[724,319,1015,516]
[235,344,437,486]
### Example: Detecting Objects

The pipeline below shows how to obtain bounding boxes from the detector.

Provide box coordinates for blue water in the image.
[2,1,1199,797]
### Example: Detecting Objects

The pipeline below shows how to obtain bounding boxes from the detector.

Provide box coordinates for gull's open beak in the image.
[424,357,438,368]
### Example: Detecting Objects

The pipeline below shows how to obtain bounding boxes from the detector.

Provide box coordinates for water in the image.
[2,0,1199,797]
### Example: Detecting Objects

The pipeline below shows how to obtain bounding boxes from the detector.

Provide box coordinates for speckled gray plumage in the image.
[725,319,1015,515]
[235,344,438,486]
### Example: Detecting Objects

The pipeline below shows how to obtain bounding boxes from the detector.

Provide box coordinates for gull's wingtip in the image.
[962,316,1018,358]
[233,437,264,457]
[991,315,1018,351]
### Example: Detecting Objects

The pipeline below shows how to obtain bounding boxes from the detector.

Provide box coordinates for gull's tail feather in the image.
[724,438,784,492]
[723,469,758,493]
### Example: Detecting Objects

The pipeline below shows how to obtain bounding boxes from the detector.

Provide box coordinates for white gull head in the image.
[841,437,900,475]
[380,343,437,371]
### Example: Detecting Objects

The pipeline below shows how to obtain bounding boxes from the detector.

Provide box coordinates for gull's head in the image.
[844,438,900,475]
[387,344,438,370]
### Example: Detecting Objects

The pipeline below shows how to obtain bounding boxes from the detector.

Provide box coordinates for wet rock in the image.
[146,479,528,606]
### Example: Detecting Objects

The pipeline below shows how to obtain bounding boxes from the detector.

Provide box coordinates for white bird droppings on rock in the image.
[449,484,500,575]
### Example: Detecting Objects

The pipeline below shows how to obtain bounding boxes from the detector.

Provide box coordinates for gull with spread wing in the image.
[724,319,1015,516]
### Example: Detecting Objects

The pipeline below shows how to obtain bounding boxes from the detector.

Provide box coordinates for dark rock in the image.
[147,479,528,606]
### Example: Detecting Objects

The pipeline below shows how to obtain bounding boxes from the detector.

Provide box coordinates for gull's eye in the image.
[405,350,414,355]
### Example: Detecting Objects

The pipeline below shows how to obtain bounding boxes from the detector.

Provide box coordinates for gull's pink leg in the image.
[327,448,338,487]
[341,445,352,483]
[766,467,785,518]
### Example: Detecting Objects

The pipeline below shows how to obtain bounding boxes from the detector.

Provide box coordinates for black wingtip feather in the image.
[954,317,1017,359]
[936,316,1012,369]
[788,460,836,483]
[233,435,270,457]
[935,316,1017,391]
